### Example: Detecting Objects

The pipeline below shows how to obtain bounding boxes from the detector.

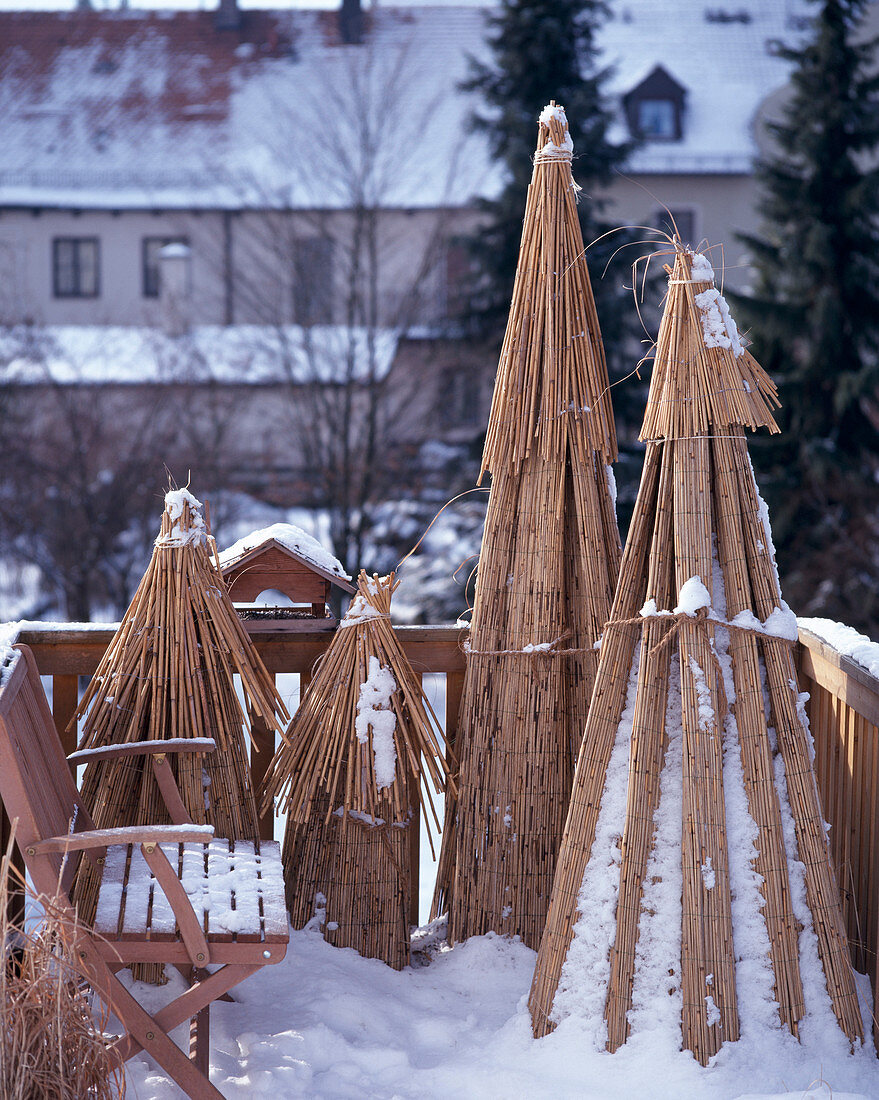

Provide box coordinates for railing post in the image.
[250,690,276,843]
[445,670,465,760]
[52,674,79,770]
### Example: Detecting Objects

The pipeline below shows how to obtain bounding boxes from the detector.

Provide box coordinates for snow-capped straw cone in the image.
[640,247,780,441]
[72,487,289,980]
[434,102,622,949]
[529,241,862,1064]
[260,571,449,969]
[480,100,617,478]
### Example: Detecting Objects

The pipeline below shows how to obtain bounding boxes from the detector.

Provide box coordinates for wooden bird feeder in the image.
[218,524,355,631]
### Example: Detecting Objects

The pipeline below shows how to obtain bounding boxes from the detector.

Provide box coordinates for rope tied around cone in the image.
[603,605,798,728]
[463,631,598,659]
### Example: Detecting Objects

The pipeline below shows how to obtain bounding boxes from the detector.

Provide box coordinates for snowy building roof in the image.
[0,1,808,209]
[0,6,501,209]
[0,324,400,385]
[602,1,810,174]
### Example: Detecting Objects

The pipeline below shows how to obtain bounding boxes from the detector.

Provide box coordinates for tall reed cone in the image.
[434,102,622,948]
[261,572,450,969]
[73,488,289,979]
[529,243,863,1064]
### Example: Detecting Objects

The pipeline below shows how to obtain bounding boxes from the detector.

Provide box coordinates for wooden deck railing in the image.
[5,620,879,1032]
[796,626,879,1032]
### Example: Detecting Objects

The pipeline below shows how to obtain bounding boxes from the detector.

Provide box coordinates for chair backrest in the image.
[0,644,95,900]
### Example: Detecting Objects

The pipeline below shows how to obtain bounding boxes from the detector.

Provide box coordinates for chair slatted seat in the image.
[94,839,287,953]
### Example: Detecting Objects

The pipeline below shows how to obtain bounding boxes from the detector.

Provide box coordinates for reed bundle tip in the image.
[536,101,573,159]
[639,243,781,442]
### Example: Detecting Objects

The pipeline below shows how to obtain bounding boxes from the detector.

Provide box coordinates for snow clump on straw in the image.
[539,103,568,127]
[694,287,744,358]
[355,655,398,789]
[537,102,573,158]
[689,251,715,281]
[156,488,206,547]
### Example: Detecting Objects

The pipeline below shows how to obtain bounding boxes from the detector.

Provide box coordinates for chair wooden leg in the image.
[113,964,258,1063]
[188,967,210,1077]
[79,943,226,1100]
[192,1003,210,1077]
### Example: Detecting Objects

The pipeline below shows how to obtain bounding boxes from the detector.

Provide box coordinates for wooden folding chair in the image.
[0,644,289,1100]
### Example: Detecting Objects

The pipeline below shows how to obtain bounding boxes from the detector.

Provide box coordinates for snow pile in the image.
[155,488,206,547]
[674,575,712,615]
[799,618,879,679]
[121,920,879,1100]
[218,522,350,581]
[694,287,745,358]
[354,656,398,790]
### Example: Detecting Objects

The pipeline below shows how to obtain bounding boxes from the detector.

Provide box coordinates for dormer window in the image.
[623,64,687,142]
[638,99,676,139]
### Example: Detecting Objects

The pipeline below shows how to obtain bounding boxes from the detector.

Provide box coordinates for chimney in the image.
[215,0,241,32]
[339,0,362,45]
[159,243,192,337]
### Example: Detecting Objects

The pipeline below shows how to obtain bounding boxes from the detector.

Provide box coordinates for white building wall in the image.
[0,205,477,329]
[0,208,227,326]
[601,173,760,292]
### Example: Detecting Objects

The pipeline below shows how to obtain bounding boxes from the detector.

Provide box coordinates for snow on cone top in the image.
[480,101,617,478]
[536,101,573,160]
[156,487,207,548]
[639,245,781,442]
[340,571,396,629]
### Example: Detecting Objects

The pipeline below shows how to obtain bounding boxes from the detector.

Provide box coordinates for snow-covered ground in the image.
[123,914,879,1099]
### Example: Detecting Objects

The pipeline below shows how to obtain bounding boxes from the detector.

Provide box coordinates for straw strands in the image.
[0,827,126,1100]
[74,488,288,934]
[438,103,621,950]
[261,571,449,969]
[529,245,862,1064]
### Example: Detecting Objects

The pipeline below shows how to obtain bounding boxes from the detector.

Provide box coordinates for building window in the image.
[654,207,697,246]
[142,236,189,298]
[638,99,677,139]
[622,64,687,142]
[293,237,334,325]
[52,237,100,298]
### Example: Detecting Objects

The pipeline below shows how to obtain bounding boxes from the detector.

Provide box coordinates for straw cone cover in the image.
[260,571,449,969]
[529,245,862,1065]
[439,103,622,949]
[74,487,288,878]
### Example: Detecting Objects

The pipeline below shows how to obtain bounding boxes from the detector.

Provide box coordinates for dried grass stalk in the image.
[261,572,449,969]
[73,488,288,980]
[437,102,621,948]
[0,824,125,1099]
[529,244,862,1063]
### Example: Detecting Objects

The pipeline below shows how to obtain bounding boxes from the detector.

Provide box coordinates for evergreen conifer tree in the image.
[734,0,879,633]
